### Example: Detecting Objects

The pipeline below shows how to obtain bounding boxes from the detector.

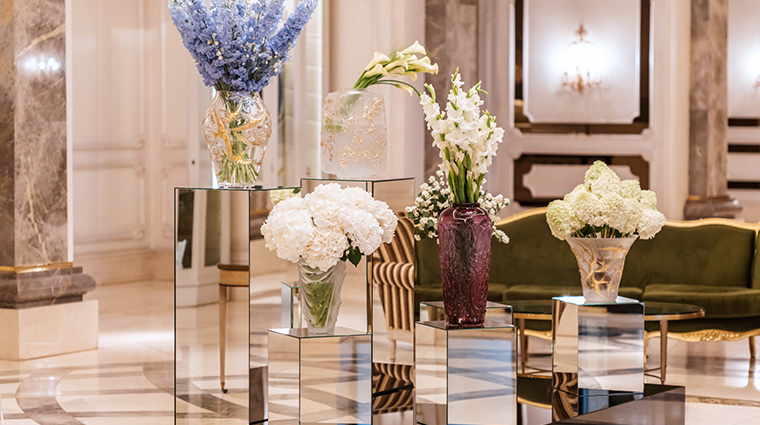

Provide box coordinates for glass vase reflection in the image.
[566,237,637,303]
[437,203,492,328]
[202,91,271,188]
[320,89,388,179]
[298,260,347,335]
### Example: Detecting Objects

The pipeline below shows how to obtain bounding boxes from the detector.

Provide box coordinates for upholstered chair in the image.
[373,217,415,361]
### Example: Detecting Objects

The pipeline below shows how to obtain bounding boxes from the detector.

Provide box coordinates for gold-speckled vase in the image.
[202,91,271,187]
[566,237,637,303]
[320,89,387,179]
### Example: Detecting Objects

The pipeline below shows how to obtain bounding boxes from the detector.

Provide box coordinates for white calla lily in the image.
[400,40,426,56]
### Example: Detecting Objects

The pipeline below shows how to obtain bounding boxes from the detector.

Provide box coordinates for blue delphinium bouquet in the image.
[168,0,318,93]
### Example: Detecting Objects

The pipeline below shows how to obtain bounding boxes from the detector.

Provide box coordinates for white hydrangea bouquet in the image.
[405,170,510,244]
[546,161,666,240]
[419,70,505,204]
[261,183,398,271]
[262,184,398,334]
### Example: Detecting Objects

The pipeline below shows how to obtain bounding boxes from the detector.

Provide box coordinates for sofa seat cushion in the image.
[643,284,760,319]
[503,285,643,302]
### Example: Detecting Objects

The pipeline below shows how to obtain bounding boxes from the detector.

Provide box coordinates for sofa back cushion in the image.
[623,222,756,288]
[415,210,580,288]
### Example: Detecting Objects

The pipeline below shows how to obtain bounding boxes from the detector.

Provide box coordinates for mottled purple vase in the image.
[438,203,492,328]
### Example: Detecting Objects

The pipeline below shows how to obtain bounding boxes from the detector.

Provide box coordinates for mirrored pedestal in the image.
[281,281,301,328]
[419,301,513,325]
[415,320,517,425]
[552,296,644,420]
[267,327,372,424]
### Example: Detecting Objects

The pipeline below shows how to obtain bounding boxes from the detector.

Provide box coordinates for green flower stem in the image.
[215,92,258,185]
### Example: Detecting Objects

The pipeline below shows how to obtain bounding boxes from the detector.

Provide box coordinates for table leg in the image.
[750,336,756,360]
[660,319,668,384]
[219,285,228,393]
[519,318,527,373]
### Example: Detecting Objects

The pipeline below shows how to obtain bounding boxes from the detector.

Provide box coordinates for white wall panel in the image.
[728,0,760,118]
[524,0,641,124]
[73,165,146,245]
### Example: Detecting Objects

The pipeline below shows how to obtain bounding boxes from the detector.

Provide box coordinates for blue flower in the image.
[168,0,319,93]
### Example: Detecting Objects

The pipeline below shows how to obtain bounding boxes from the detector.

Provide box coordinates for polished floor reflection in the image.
[0,280,757,424]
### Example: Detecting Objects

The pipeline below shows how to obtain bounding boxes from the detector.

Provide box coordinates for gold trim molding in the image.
[0,262,74,274]
[646,328,760,343]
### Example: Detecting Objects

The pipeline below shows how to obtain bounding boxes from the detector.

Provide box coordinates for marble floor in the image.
[0,280,758,424]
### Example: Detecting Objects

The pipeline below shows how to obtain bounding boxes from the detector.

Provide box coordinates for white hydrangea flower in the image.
[638,209,666,240]
[640,190,657,210]
[571,191,602,227]
[599,193,630,233]
[260,183,397,271]
[620,179,642,200]
[546,160,666,240]
[546,200,583,240]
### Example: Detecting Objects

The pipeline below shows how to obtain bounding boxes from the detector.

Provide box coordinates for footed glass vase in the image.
[437,203,492,328]
[202,91,271,188]
[298,260,347,335]
[320,89,388,179]
[566,237,638,303]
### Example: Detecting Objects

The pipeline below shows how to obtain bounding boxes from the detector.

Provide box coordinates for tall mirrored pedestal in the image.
[552,296,645,420]
[174,187,300,425]
[267,327,372,424]
[301,178,416,421]
[415,320,517,425]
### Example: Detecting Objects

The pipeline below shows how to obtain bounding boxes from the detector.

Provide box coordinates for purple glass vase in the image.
[438,203,492,328]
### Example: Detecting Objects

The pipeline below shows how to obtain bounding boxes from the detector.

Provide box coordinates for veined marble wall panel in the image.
[7,0,69,266]
[72,164,146,248]
[727,0,760,118]
[524,0,641,124]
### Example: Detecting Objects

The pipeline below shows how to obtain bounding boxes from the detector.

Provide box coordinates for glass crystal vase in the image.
[320,89,388,179]
[202,91,271,188]
[437,203,492,328]
[298,260,347,335]
[566,237,638,303]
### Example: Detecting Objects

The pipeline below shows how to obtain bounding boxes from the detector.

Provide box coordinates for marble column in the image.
[684,0,742,219]
[424,0,480,178]
[0,0,97,360]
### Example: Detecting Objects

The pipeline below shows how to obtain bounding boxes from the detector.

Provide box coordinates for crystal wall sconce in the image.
[561,25,603,94]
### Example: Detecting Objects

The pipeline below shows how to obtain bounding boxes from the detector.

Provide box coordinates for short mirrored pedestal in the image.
[552,296,644,420]
[419,300,513,325]
[415,320,517,425]
[267,327,372,424]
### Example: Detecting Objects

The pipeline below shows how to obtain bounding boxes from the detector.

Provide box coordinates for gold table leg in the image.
[519,318,528,374]
[750,336,756,361]
[219,285,228,393]
[660,318,668,384]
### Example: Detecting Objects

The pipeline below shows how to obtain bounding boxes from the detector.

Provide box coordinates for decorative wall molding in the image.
[513,154,650,206]
[522,0,642,124]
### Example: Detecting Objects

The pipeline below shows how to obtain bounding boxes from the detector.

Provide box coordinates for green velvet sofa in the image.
[415,208,760,355]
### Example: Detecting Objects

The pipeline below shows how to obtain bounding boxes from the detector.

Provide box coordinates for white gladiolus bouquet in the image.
[405,170,510,244]
[261,184,398,272]
[420,70,505,204]
[546,161,666,240]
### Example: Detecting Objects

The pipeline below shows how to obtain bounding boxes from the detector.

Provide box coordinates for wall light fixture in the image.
[561,25,603,94]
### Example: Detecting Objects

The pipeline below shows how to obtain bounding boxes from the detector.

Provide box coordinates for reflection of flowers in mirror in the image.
[560,24,603,94]
[23,56,61,73]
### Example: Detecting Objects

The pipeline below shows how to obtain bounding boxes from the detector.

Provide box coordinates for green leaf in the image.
[346,247,363,267]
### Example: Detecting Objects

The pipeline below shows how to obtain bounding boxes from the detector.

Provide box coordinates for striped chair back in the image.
[373,218,416,336]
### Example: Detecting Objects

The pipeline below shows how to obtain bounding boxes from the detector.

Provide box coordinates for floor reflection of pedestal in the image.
[267,327,371,424]
[552,296,645,421]
[415,320,517,425]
